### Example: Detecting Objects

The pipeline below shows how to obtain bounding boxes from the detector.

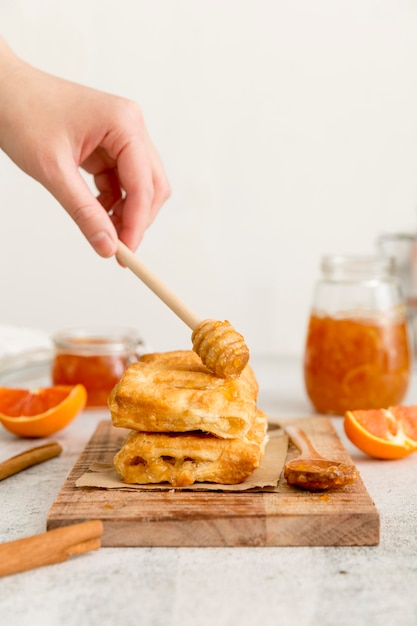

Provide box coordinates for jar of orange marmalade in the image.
[303,255,411,415]
[52,327,144,408]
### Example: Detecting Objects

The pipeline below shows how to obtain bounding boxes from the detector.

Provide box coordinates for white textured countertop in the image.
[1,353,417,626]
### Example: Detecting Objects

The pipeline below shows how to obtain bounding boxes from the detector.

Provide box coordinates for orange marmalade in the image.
[51,328,143,408]
[304,314,410,415]
[52,352,128,408]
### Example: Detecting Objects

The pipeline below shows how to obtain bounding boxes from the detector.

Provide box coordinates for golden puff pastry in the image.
[113,409,268,487]
[139,350,258,396]
[108,350,258,439]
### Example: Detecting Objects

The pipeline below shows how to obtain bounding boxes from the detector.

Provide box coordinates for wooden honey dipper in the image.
[116,241,249,378]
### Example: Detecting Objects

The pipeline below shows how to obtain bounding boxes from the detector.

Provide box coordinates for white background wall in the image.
[1,0,417,357]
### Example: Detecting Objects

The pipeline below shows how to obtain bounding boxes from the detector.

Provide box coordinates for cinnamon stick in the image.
[0,442,62,481]
[0,520,104,577]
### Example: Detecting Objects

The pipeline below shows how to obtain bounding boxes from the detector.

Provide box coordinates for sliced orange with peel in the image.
[0,384,87,438]
[344,405,417,459]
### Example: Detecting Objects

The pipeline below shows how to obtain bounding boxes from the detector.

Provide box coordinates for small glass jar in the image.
[303,255,411,415]
[51,327,144,408]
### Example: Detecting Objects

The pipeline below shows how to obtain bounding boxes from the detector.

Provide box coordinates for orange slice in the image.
[0,384,87,438]
[344,405,417,459]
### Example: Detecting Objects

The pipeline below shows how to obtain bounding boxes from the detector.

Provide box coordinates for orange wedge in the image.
[0,385,87,438]
[344,405,417,459]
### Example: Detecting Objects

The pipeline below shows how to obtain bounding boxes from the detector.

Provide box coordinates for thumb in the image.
[51,168,118,257]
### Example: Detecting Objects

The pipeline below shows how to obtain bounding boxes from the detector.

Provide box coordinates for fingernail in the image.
[89,231,117,257]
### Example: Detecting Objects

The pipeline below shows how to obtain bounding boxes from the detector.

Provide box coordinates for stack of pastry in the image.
[108,350,268,487]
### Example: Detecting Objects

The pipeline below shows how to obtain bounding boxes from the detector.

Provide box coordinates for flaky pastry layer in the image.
[109,350,258,439]
[113,409,268,487]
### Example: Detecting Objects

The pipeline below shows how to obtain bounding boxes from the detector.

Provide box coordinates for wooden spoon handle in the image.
[0,442,62,481]
[116,240,202,331]
[0,520,103,577]
[285,426,322,459]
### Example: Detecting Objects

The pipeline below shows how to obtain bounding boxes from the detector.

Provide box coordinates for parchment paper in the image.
[75,428,288,492]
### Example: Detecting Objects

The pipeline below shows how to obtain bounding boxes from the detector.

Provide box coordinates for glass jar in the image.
[303,255,411,415]
[51,327,144,408]
[376,232,417,362]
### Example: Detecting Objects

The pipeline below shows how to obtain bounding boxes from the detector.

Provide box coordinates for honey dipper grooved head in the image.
[191,319,250,378]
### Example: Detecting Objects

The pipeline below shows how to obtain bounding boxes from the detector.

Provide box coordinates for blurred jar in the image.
[376,232,417,302]
[303,255,411,415]
[52,327,144,408]
[376,232,417,361]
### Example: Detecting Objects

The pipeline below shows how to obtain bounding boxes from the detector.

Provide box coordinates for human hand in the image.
[0,38,170,257]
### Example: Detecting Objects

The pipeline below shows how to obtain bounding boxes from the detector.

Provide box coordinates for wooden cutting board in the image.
[46,417,379,547]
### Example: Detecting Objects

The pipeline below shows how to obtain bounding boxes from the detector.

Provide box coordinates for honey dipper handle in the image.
[116,241,202,330]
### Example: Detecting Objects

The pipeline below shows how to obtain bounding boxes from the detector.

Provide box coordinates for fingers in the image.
[0,50,170,258]
[52,165,119,257]
[82,129,170,252]
[53,135,170,257]
[94,169,122,212]
[114,133,170,251]
[146,134,171,224]
[111,136,153,250]
[48,97,170,256]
